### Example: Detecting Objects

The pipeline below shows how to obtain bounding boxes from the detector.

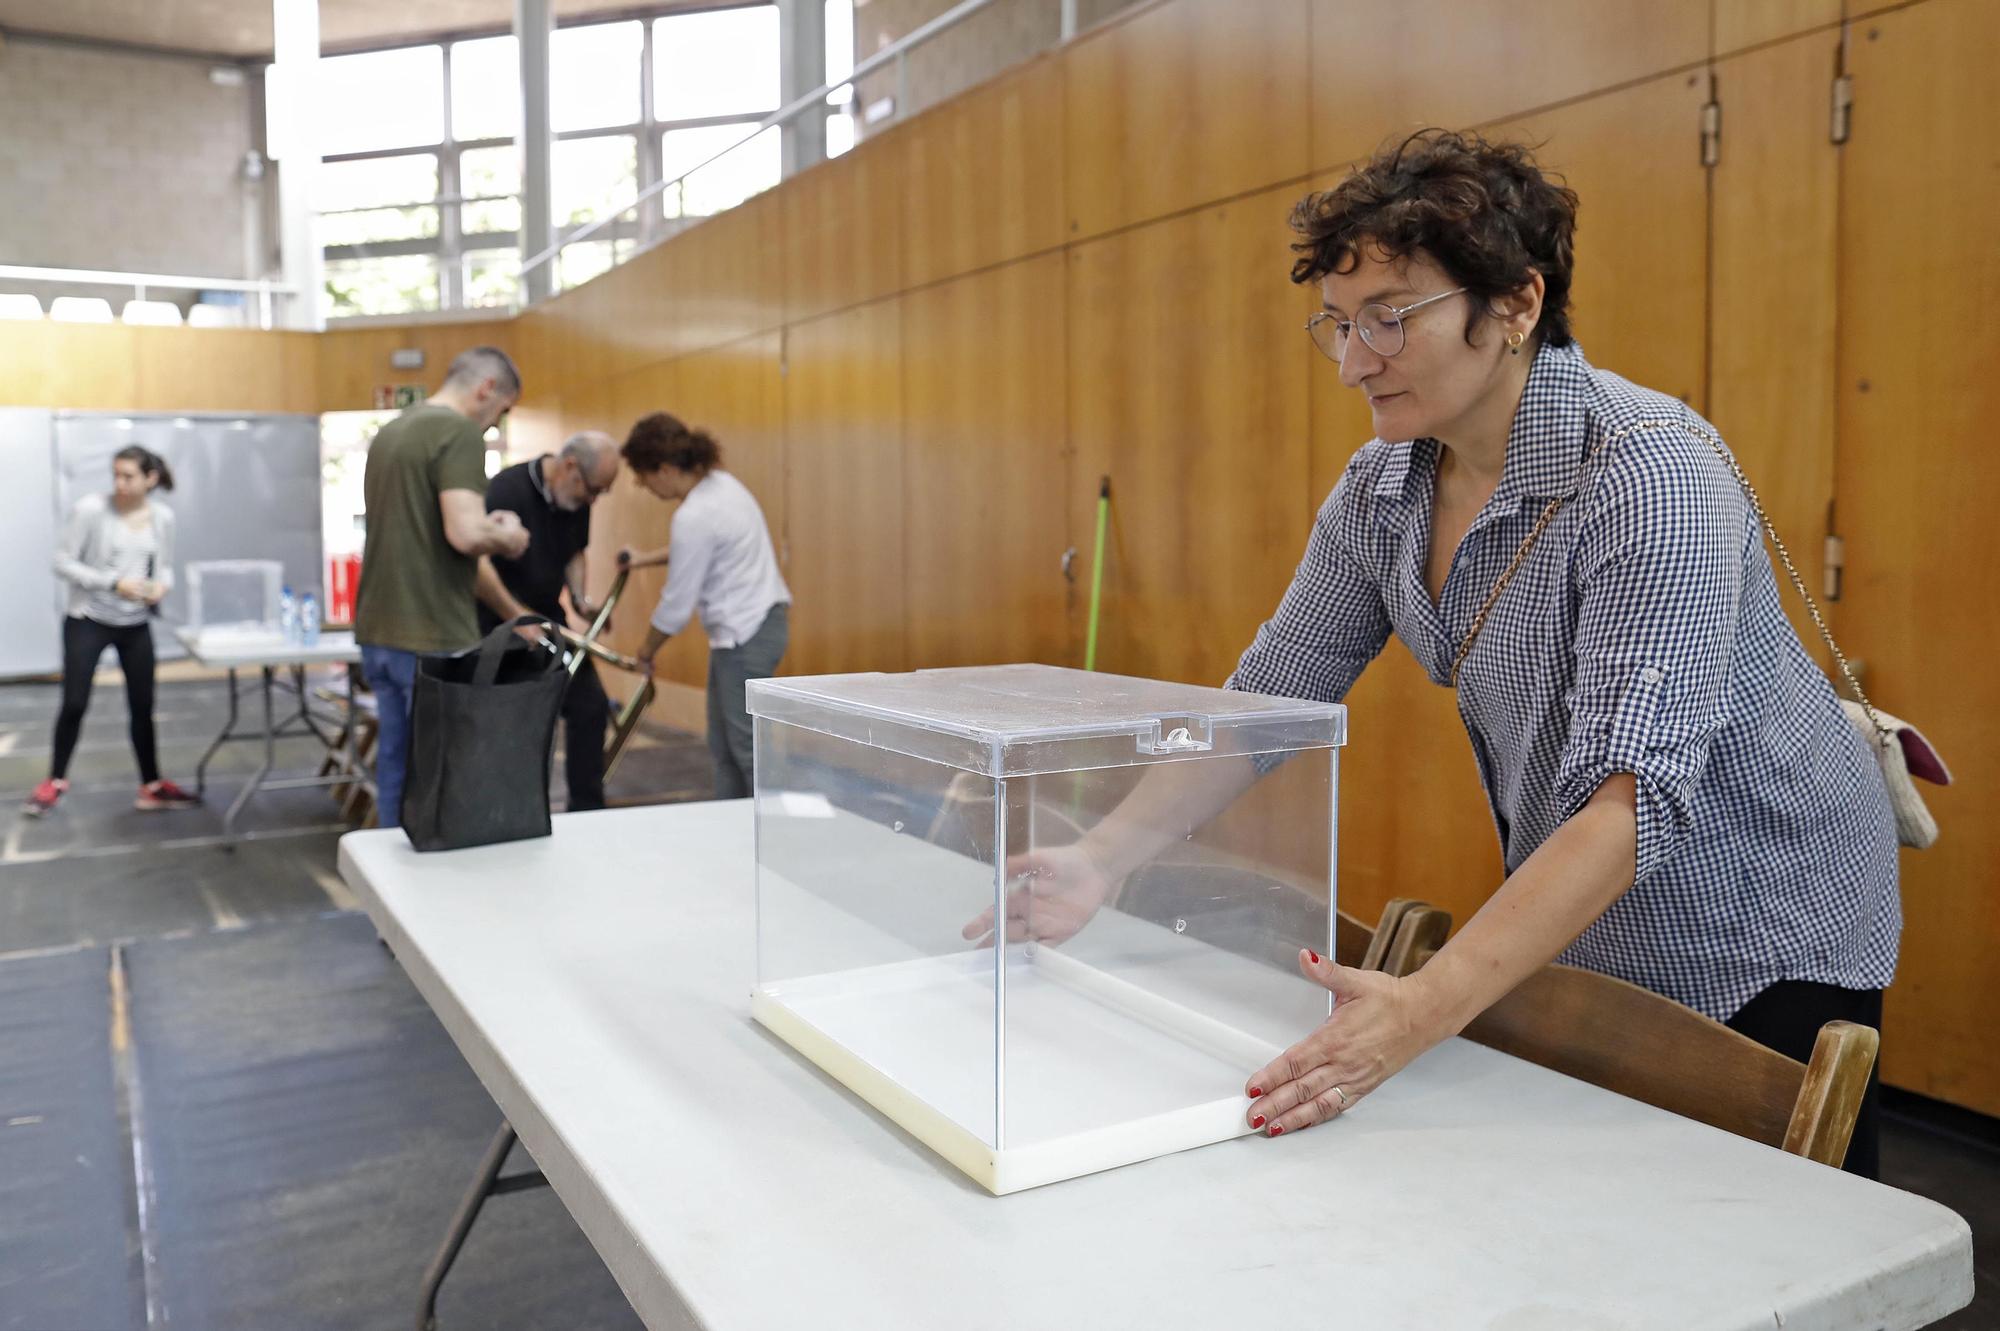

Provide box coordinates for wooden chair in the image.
[1384,905,1879,1168]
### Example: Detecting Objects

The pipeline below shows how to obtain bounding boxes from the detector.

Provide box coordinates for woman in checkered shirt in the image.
[995,130,1900,1176]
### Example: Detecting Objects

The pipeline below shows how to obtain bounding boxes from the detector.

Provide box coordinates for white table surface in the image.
[338,803,1974,1331]
[174,626,361,668]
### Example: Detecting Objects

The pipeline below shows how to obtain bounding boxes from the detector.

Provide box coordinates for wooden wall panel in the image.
[781,135,905,325]
[316,318,517,411]
[652,191,786,362]
[1067,184,1311,688]
[901,55,1067,290]
[782,301,906,675]
[1494,71,1710,408]
[132,328,318,413]
[0,322,134,407]
[0,323,318,413]
[901,254,1071,670]
[1309,0,1708,173]
[1714,0,1842,54]
[1836,0,2000,1117]
[1708,31,1842,666]
[1064,0,1310,241]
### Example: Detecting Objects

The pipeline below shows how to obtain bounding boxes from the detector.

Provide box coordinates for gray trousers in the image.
[707,602,788,799]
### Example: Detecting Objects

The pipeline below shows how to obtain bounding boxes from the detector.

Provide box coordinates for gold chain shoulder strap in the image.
[1448,417,1893,743]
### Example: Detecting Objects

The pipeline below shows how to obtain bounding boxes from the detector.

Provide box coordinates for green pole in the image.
[1084,476,1110,671]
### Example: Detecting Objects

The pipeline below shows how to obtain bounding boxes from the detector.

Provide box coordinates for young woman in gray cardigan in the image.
[24,446,200,817]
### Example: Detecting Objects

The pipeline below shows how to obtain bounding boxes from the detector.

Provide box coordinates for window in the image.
[661,124,781,219]
[552,21,643,132]
[451,35,521,142]
[654,7,779,121]
[459,145,522,238]
[323,255,440,319]
[312,7,785,318]
[316,155,440,248]
[825,0,855,158]
[554,135,638,229]
[556,240,617,291]
[463,252,522,308]
[316,46,444,155]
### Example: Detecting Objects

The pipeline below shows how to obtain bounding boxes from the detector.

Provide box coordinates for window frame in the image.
[316,3,781,320]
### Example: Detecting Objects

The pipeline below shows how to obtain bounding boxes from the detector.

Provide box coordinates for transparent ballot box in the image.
[185,560,284,645]
[747,664,1345,1194]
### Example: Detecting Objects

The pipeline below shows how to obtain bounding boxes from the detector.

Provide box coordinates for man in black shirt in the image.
[480,431,621,810]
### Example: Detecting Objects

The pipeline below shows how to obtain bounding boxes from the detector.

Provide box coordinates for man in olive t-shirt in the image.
[354,346,530,829]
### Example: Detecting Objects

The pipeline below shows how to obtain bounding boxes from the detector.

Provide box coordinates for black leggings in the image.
[52,616,159,784]
[1726,980,1883,1179]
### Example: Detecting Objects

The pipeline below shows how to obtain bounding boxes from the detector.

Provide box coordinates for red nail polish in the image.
[1307,950,1321,964]
[1268,1125,1283,1136]
[1251,1114,1265,1128]
[1248,1086,1263,1098]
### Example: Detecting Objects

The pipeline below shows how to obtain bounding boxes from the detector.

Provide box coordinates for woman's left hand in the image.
[1244,950,1448,1136]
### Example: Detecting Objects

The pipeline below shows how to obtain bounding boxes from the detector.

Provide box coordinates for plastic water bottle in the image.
[279,585,297,643]
[299,592,320,647]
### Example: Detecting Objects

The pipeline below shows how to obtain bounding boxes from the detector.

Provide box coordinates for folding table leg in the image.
[415,1119,550,1331]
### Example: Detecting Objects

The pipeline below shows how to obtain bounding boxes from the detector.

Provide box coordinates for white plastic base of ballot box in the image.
[752,945,1284,1195]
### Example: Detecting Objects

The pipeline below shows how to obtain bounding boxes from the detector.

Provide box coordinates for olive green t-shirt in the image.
[354,403,489,653]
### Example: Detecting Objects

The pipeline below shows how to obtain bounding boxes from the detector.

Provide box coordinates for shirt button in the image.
[1640,666,1663,685]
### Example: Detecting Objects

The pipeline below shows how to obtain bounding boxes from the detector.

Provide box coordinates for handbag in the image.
[1452,417,1951,849]
[402,615,570,852]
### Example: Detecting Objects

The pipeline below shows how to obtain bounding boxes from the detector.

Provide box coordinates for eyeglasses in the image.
[1305,287,1468,361]
[578,466,614,501]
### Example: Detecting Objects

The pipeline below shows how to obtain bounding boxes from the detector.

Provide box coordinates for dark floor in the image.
[0,673,711,1331]
[0,675,1991,1328]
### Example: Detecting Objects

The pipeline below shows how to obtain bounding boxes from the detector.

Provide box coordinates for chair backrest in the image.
[1388,906,1878,1167]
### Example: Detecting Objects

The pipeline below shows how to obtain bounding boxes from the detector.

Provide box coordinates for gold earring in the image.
[1507,331,1525,355]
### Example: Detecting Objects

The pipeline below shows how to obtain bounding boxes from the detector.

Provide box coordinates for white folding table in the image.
[175,628,369,836]
[338,803,1974,1331]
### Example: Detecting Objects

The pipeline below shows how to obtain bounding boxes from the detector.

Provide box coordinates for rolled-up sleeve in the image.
[1227,462,1390,704]
[1554,435,1745,885]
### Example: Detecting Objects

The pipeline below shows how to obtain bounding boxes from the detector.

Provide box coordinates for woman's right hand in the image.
[114,576,148,602]
[961,842,1117,949]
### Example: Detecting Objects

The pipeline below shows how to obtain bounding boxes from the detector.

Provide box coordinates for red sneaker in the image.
[136,779,202,811]
[22,777,67,818]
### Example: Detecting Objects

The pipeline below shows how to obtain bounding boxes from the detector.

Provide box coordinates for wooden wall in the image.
[0,0,1991,1117]
[515,0,1998,1116]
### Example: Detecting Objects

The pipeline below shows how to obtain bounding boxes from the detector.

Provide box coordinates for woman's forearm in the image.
[1404,772,1638,1039]
[1078,756,1260,881]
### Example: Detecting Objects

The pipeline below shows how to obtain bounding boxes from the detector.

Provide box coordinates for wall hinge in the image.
[1830,73,1854,145]
[1700,99,1722,167]
[1824,533,1845,602]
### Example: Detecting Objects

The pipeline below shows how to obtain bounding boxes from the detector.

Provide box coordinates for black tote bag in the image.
[402,616,568,852]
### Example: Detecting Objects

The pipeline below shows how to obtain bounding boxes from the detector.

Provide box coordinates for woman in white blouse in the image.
[619,412,791,799]
[25,446,201,818]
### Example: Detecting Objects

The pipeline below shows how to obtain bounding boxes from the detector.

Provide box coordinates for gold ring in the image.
[1333,1084,1351,1108]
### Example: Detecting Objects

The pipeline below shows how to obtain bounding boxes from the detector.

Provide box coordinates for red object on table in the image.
[327,553,362,623]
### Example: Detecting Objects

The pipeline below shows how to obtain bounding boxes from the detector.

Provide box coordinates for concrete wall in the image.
[0,36,263,310]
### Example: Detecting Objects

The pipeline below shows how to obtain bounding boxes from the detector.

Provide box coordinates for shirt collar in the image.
[528,454,556,507]
[1493,339,1594,502]
[1367,340,1595,511]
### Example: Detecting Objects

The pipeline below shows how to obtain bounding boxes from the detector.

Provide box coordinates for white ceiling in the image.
[0,1,697,58]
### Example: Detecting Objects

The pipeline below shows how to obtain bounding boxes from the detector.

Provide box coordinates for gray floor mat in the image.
[124,912,640,1331]
[0,945,145,1331]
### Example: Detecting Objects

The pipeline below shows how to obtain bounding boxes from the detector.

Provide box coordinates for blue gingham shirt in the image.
[1229,341,1899,1020]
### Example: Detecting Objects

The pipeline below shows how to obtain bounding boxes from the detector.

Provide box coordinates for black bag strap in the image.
[472,615,558,687]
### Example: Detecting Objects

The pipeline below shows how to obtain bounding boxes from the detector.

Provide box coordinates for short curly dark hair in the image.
[622,412,722,475]
[1289,129,1578,349]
